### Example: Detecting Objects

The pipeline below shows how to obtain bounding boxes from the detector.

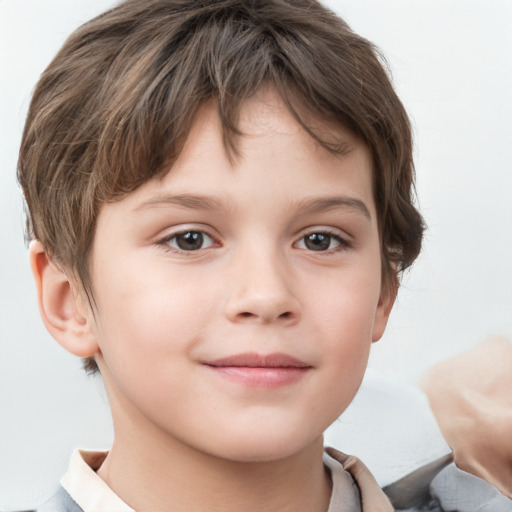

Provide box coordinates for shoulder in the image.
[34,486,83,512]
[384,454,512,512]
[382,453,452,511]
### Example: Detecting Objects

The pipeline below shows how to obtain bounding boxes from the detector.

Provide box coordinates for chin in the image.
[203,428,324,464]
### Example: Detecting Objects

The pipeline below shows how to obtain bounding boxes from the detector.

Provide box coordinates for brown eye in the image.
[304,233,332,251]
[176,231,204,250]
[296,232,348,252]
[165,230,214,252]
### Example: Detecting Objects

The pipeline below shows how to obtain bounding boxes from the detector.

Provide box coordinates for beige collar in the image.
[61,449,134,511]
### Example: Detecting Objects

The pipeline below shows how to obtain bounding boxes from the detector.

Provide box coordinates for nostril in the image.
[236,311,294,321]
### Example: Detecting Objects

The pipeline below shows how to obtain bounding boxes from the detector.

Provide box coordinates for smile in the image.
[203,352,312,388]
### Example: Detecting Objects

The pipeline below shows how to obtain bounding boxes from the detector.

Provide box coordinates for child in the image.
[16,0,451,510]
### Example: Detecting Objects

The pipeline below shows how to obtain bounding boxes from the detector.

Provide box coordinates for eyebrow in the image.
[297,196,371,220]
[134,194,370,220]
[134,194,235,214]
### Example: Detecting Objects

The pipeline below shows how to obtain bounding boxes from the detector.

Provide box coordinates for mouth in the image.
[203,352,312,388]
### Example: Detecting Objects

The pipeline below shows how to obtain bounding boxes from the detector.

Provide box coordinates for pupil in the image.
[177,231,203,251]
[305,233,330,251]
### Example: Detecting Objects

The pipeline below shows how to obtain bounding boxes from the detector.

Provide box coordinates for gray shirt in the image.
[385,454,512,512]
[32,450,512,511]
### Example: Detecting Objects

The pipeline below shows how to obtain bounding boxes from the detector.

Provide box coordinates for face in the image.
[86,90,392,462]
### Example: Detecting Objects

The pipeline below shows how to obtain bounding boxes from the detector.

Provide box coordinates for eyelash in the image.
[155,228,352,255]
[294,229,352,254]
[157,229,217,254]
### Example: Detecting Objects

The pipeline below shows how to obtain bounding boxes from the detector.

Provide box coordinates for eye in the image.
[162,230,215,252]
[296,232,349,252]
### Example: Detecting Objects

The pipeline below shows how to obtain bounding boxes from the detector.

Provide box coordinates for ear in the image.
[372,277,398,342]
[29,240,99,358]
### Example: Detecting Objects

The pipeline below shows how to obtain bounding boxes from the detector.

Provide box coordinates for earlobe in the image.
[29,240,99,358]
[372,278,398,343]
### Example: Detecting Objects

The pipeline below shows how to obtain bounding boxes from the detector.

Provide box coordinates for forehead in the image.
[253,93,357,149]
[103,90,376,223]
[193,89,364,161]
[163,91,371,191]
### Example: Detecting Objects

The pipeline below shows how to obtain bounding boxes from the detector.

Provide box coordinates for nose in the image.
[223,245,300,326]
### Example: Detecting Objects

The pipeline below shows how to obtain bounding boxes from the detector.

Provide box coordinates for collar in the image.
[62,447,390,511]
[61,449,134,512]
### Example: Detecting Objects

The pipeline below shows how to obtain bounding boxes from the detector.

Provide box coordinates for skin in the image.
[422,336,512,498]
[31,89,394,511]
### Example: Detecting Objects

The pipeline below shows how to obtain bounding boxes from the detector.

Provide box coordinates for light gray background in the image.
[1,0,511,508]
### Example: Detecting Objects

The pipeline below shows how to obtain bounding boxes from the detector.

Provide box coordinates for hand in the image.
[421,336,512,498]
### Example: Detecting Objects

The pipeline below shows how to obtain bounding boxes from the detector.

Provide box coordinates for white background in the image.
[1,0,511,508]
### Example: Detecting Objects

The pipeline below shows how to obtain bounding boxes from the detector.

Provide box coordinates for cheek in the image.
[91,255,215,369]
[303,266,381,397]
[90,264,212,418]
[306,264,381,341]
[92,261,192,364]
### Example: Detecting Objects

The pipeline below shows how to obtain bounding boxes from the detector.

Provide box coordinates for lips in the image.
[203,352,311,388]
[206,352,310,368]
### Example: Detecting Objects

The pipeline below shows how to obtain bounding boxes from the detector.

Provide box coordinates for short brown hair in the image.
[18,0,424,374]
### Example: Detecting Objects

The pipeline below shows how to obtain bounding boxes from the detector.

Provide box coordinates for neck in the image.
[97,382,331,512]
